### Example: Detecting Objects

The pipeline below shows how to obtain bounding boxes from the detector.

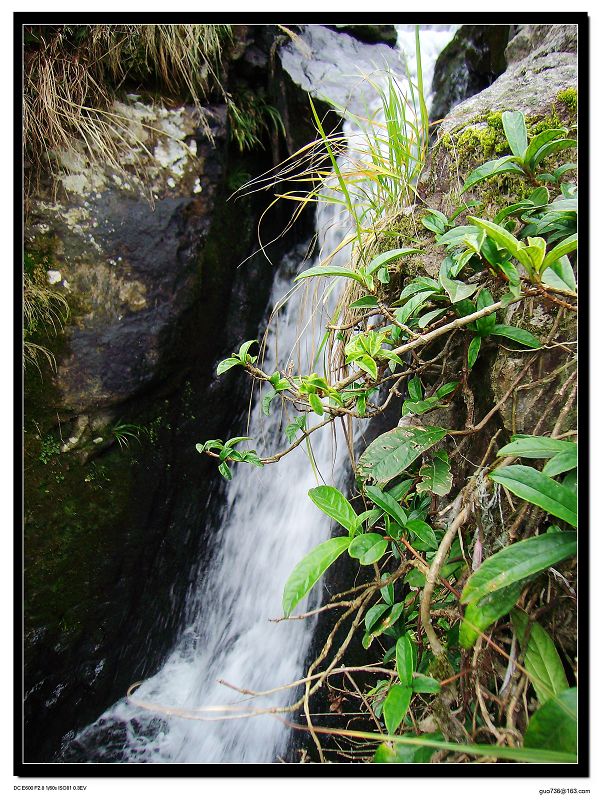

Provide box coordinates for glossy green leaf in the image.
[543,255,576,293]
[361,539,388,565]
[543,450,578,477]
[502,110,528,159]
[405,519,439,551]
[461,530,577,605]
[349,295,379,308]
[365,603,391,632]
[238,340,258,362]
[357,354,378,381]
[357,426,447,485]
[383,684,412,734]
[468,336,482,369]
[497,435,576,459]
[459,580,525,648]
[365,485,407,527]
[396,634,415,685]
[282,536,352,616]
[524,688,577,754]
[387,479,414,504]
[541,233,578,272]
[489,465,577,526]
[531,139,577,168]
[411,676,441,694]
[218,461,232,480]
[523,128,567,166]
[308,485,358,532]
[490,325,540,348]
[512,609,569,703]
[468,216,523,262]
[395,291,435,326]
[462,157,523,193]
[309,393,324,416]
[216,357,241,375]
[348,533,385,560]
[380,574,395,605]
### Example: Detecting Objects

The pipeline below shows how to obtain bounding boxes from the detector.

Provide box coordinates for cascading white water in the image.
[67,24,456,764]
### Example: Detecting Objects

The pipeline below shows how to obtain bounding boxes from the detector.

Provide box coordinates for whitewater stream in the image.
[66,23,456,764]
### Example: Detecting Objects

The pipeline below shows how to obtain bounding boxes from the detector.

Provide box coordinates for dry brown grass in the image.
[23,24,232,199]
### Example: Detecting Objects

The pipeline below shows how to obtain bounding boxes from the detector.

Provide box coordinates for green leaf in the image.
[365,248,422,275]
[285,414,306,443]
[541,233,578,272]
[489,325,540,348]
[262,389,277,416]
[365,485,407,527]
[349,295,379,309]
[531,139,577,168]
[357,426,447,485]
[373,741,434,763]
[497,435,576,459]
[460,531,577,605]
[308,485,358,532]
[387,479,414,504]
[370,603,404,638]
[421,208,448,235]
[407,376,422,401]
[489,465,577,526]
[238,339,258,363]
[380,574,395,605]
[416,451,452,496]
[459,580,525,648]
[309,393,324,415]
[512,609,569,703]
[395,291,435,326]
[405,519,439,551]
[216,357,241,375]
[439,267,477,304]
[383,684,412,734]
[543,255,577,293]
[357,354,378,381]
[395,634,415,685]
[365,603,391,632]
[218,461,232,480]
[411,676,441,694]
[523,128,567,167]
[462,157,523,193]
[348,533,385,560]
[524,688,577,754]
[468,336,481,369]
[282,537,352,616]
[502,110,528,159]
[468,216,524,262]
[543,450,578,477]
[295,264,367,287]
[419,307,447,328]
[361,539,388,565]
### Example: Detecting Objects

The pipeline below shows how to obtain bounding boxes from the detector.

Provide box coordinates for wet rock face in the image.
[429,25,512,122]
[27,101,228,415]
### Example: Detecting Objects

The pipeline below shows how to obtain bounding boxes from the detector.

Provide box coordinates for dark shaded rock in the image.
[325,24,397,46]
[430,25,511,123]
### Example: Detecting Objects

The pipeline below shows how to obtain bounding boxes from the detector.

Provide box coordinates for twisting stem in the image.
[420,503,472,657]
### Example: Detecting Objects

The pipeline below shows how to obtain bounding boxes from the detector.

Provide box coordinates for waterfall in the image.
[64,23,456,765]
